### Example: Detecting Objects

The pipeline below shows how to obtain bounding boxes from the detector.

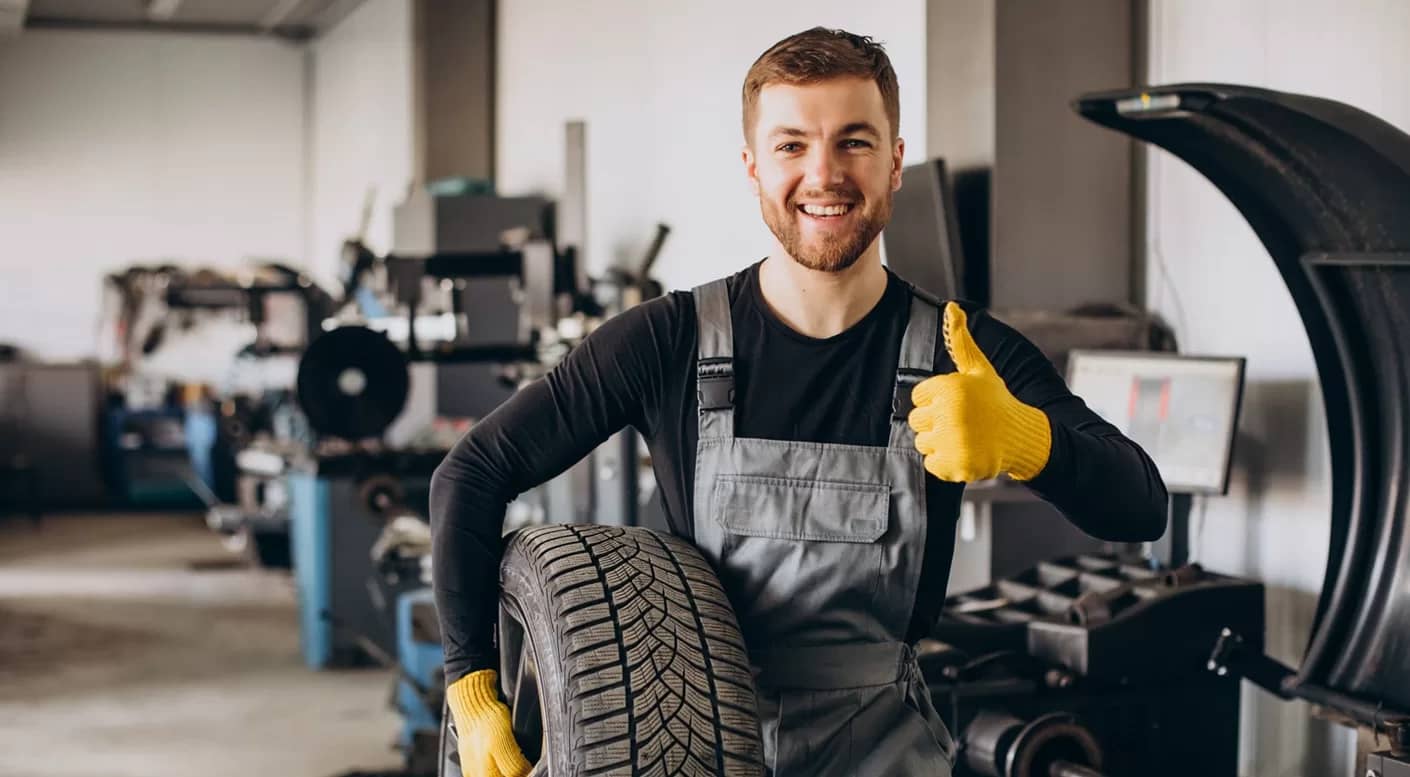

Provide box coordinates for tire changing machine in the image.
[915,83,1410,777]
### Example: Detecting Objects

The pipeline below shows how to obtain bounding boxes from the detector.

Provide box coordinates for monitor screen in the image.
[1066,350,1246,495]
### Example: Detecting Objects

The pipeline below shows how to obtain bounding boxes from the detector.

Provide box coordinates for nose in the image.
[802,145,845,189]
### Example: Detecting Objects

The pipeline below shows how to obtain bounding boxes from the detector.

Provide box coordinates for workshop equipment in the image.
[103,403,207,508]
[928,554,1263,777]
[288,233,667,670]
[1074,82,1410,772]
[97,261,333,532]
[0,360,106,513]
[286,123,675,774]
[102,262,336,367]
[394,588,444,774]
[289,452,438,669]
[205,446,294,567]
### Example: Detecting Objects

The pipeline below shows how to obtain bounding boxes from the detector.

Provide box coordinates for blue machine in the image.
[396,588,445,771]
[103,405,207,508]
[289,470,336,669]
[289,453,449,772]
[287,453,438,670]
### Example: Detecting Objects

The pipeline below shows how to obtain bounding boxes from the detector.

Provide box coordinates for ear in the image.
[742,144,760,197]
[891,137,906,192]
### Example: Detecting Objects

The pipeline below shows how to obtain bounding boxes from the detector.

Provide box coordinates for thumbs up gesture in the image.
[908,303,1053,483]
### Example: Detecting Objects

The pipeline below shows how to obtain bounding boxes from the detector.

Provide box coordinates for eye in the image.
[842,138,872,150]
[776,142,802,154]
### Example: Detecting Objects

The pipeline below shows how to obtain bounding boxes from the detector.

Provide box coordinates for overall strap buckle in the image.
[893,368,929,420]
[697,357,735,412]
[892,286,941,421]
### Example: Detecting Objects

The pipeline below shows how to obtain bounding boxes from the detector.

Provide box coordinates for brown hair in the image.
[742,27,901,145]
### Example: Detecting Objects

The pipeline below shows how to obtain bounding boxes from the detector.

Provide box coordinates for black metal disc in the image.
[297,326,409,440]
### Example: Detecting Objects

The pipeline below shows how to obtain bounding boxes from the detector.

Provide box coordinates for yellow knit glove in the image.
[908,303,1052,482]
[445,670,532,777]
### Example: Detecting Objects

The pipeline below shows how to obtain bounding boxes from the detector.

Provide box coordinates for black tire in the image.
[441,524,764,777]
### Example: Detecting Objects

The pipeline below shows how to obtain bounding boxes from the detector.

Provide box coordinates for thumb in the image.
[943,302,993,375]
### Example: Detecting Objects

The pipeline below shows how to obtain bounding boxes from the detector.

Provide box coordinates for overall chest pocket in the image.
[710,474,892,628]
[713,474,891,542]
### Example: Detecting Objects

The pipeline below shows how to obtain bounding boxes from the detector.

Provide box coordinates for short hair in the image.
[741,27,901,144]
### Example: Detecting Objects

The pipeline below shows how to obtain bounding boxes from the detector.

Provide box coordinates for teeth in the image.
[801,203,852,217]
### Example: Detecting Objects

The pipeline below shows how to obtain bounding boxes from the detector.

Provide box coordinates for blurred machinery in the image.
[394,588,445,774]
[277,124,670,774]
[285,198,668,637]
[0,357,103,516]
[286,214,669,771]
[97,261,329,513]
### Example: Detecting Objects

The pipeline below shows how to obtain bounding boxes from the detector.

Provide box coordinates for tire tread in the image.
[501,524,764,776]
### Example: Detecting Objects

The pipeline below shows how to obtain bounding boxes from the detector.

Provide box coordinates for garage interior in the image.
[3,1,1409,776]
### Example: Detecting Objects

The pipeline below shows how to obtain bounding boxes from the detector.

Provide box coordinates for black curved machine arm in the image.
[1072,83,1410,731]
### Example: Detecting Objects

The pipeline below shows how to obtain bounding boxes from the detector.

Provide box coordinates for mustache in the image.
[789,187,863,206]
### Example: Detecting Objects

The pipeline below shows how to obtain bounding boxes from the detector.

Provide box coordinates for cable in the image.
[1148,151,1192,348]
[1144,1,1192,350]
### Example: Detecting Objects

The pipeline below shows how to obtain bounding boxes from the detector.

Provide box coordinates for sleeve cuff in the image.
[443,651,498,685]
[1024,413,1072,493]
[1004,402,1054,481]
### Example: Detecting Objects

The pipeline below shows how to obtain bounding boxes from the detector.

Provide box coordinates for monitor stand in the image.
[1150,492,1194,569]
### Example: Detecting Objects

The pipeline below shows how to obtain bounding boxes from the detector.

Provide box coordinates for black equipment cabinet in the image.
[928,555,1263,777]
[0,361,106,511]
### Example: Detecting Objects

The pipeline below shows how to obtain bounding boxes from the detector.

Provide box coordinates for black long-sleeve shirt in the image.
[430,262,1168,683]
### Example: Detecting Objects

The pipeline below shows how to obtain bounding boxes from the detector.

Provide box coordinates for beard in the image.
[760,185,893,273]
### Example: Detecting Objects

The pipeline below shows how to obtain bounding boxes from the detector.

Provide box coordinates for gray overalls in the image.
[690,278,957,776]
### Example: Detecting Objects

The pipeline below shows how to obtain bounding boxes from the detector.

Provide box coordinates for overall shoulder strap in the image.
[891,286,939,446]
[692,279,735,439]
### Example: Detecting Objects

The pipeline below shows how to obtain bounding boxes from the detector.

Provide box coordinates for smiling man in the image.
[430,27,1168,777]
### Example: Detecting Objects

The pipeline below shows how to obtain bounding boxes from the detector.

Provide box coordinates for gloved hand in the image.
[908,302,1052,483]
[445,669,532,777]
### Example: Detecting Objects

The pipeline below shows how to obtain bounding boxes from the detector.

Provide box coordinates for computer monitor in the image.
[883,158,966,301]
[1066,350,1246,495]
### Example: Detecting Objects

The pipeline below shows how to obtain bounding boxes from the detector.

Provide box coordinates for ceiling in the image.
[18,0,368,40]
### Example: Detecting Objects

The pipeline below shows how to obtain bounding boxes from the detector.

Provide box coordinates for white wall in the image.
[1146,2,1410,774]
[306,0,415,287]
[1,5,916,356]
[0,30,306,364]
[496,1,927,290]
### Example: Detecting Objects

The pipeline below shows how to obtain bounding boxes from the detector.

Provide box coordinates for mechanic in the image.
[429,26,1168,777]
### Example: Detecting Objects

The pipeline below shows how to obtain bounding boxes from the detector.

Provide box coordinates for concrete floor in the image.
[0,513,404,777]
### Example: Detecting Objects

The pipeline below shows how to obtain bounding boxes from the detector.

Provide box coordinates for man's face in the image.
[744,77,904,273]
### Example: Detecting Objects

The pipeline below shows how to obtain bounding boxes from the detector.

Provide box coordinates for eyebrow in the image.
[767,122,883,141]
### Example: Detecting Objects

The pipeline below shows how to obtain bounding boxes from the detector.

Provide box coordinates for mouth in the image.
[795,202,857,221]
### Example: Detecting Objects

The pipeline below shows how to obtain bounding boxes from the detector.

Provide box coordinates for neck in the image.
[757,241,888,339]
